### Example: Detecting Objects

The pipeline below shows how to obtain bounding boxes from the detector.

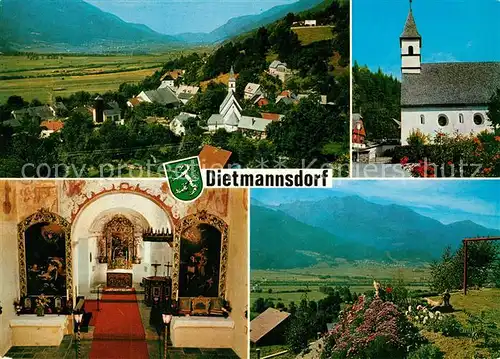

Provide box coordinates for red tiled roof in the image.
[250,308,291,343]
[198,145,232,169]
[128,97,142,107]
[260,113,282,121]
[40,120,64,132]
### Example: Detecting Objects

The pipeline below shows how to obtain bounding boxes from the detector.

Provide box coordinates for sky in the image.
[353,0,500,78]
[85,0,295,35]
[251,180,500,230]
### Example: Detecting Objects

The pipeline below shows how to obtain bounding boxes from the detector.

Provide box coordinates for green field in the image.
[292,26,334,45]
[0,51,206,103]
[251,263,432,307]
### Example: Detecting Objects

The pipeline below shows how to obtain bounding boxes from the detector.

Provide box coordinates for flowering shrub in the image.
[398,131,500,177]
[321,296,425,358]
[407,305,463,337]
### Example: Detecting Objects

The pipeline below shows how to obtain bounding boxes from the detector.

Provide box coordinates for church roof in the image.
[401,62,500,107]
[229,66,236,81]
[400,10,421,39]
[219,91,242,115]
[207,114,224,125]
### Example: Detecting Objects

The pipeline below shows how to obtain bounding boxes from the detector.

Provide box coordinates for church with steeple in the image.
[399,1,500,145]
[208,66,276,136]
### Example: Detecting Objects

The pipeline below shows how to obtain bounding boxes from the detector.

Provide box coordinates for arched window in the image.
[420,115,425,124]
[473,113,484,125]
[408,46,414,55]
[459,114,464,124]
[438,114,449,127]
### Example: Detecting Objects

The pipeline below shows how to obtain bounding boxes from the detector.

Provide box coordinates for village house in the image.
[40,120,64,138]
[198,144,233,169]
[399,4,499,145]
[91,97,123,125]
[352,113,366,148]
[11,105,55,122]
[158,74,175,89]
[174,85,199,105]
[169,112,197,136]
[305,19,317,26]
[250,308,291,346]
[132,87,181,108]
[268,60,292,82]
[244,83,263,101]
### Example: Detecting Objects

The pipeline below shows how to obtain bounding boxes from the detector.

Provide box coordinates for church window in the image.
[473,113,484,125]
[408,46,414,55]
[438,115,449,127]
[420,115,425,124]
[459,114,464,124]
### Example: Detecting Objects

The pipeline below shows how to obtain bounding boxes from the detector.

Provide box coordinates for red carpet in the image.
[85,300,98,326]
[90,290,149,359]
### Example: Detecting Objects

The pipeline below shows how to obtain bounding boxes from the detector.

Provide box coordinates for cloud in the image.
[427,52,457,63]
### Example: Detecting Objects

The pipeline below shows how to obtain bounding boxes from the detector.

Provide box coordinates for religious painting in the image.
[18,209,73,303]
[25,222,67,296]
[102,215,135,269]
[179,223,221,297]
[173,211,229,299]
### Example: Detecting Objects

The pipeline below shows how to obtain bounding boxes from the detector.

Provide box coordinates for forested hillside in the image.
[352,63,401,140]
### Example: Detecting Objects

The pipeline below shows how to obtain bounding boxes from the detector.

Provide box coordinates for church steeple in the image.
[400,1,422,74]
[228,66,236,93]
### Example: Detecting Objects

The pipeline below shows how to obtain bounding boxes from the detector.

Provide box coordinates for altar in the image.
[106,269,133,288]
[10,315,69,347]
[170,316,235,348]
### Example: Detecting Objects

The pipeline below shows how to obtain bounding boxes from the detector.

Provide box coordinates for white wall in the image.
[401,106,492,145]
[0,222,19,356]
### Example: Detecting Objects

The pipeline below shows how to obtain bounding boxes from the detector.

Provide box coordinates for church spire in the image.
[228,65,236,93]
[400,3,421,39]
[400,1,421,74]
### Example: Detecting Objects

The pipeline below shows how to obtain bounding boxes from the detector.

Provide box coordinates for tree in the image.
[487,88,500,130]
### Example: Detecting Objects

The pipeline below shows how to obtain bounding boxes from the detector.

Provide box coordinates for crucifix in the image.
[410,0,413,10]
[164,262,172,277]
[151,263,161,277]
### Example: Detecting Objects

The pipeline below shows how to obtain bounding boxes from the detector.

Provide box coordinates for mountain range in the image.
[251,196,500,269]
[0,0,328,52]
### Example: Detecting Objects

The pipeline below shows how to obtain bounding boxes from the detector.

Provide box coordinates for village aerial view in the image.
[0,0,349,178]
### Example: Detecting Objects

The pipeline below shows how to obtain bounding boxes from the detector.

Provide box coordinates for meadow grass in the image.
[292,26,334,45]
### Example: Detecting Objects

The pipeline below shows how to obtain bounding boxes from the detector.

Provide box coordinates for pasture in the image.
[0,51,204,103]
[292,26,334,45]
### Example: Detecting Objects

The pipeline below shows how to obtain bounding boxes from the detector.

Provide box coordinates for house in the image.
[261,113,284,121]
[304,19,317,26]
[399,4,499,145]
[207,67,277,136]
[244,83,263,101]
[11,105,55,122]
[268,61,291,82]
[255,96,270,107]
[198,145,233,169]
[352,113,366,147]
[175,85,199,105]
[126,97,143,108]
[136,87,181,108]
[169,112,197,136]
[159,74,175,89]
[250,308,291,346]
[40,120,64,138]
[92,97,123,125]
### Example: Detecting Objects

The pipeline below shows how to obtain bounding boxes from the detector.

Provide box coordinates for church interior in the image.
[0,180,249,358]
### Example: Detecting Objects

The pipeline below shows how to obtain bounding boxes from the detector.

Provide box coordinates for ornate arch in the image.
[172,211,229,299]
[17,208,73,303]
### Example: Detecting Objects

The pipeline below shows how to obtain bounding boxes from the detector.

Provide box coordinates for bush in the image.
[408,344,444,359]
[321,296,426,358]
[427,314,463,337]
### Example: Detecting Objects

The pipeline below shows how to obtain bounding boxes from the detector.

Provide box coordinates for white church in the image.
[399,3,500,145]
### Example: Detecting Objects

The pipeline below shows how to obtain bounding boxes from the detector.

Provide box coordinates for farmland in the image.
[0,51,208,103]
[251,262,432,307]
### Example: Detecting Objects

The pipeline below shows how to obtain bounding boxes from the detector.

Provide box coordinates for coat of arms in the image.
[163,156,203,202]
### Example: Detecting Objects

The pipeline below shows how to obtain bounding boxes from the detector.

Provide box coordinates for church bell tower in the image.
[400,0,421,74]
[228,66,236,93]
